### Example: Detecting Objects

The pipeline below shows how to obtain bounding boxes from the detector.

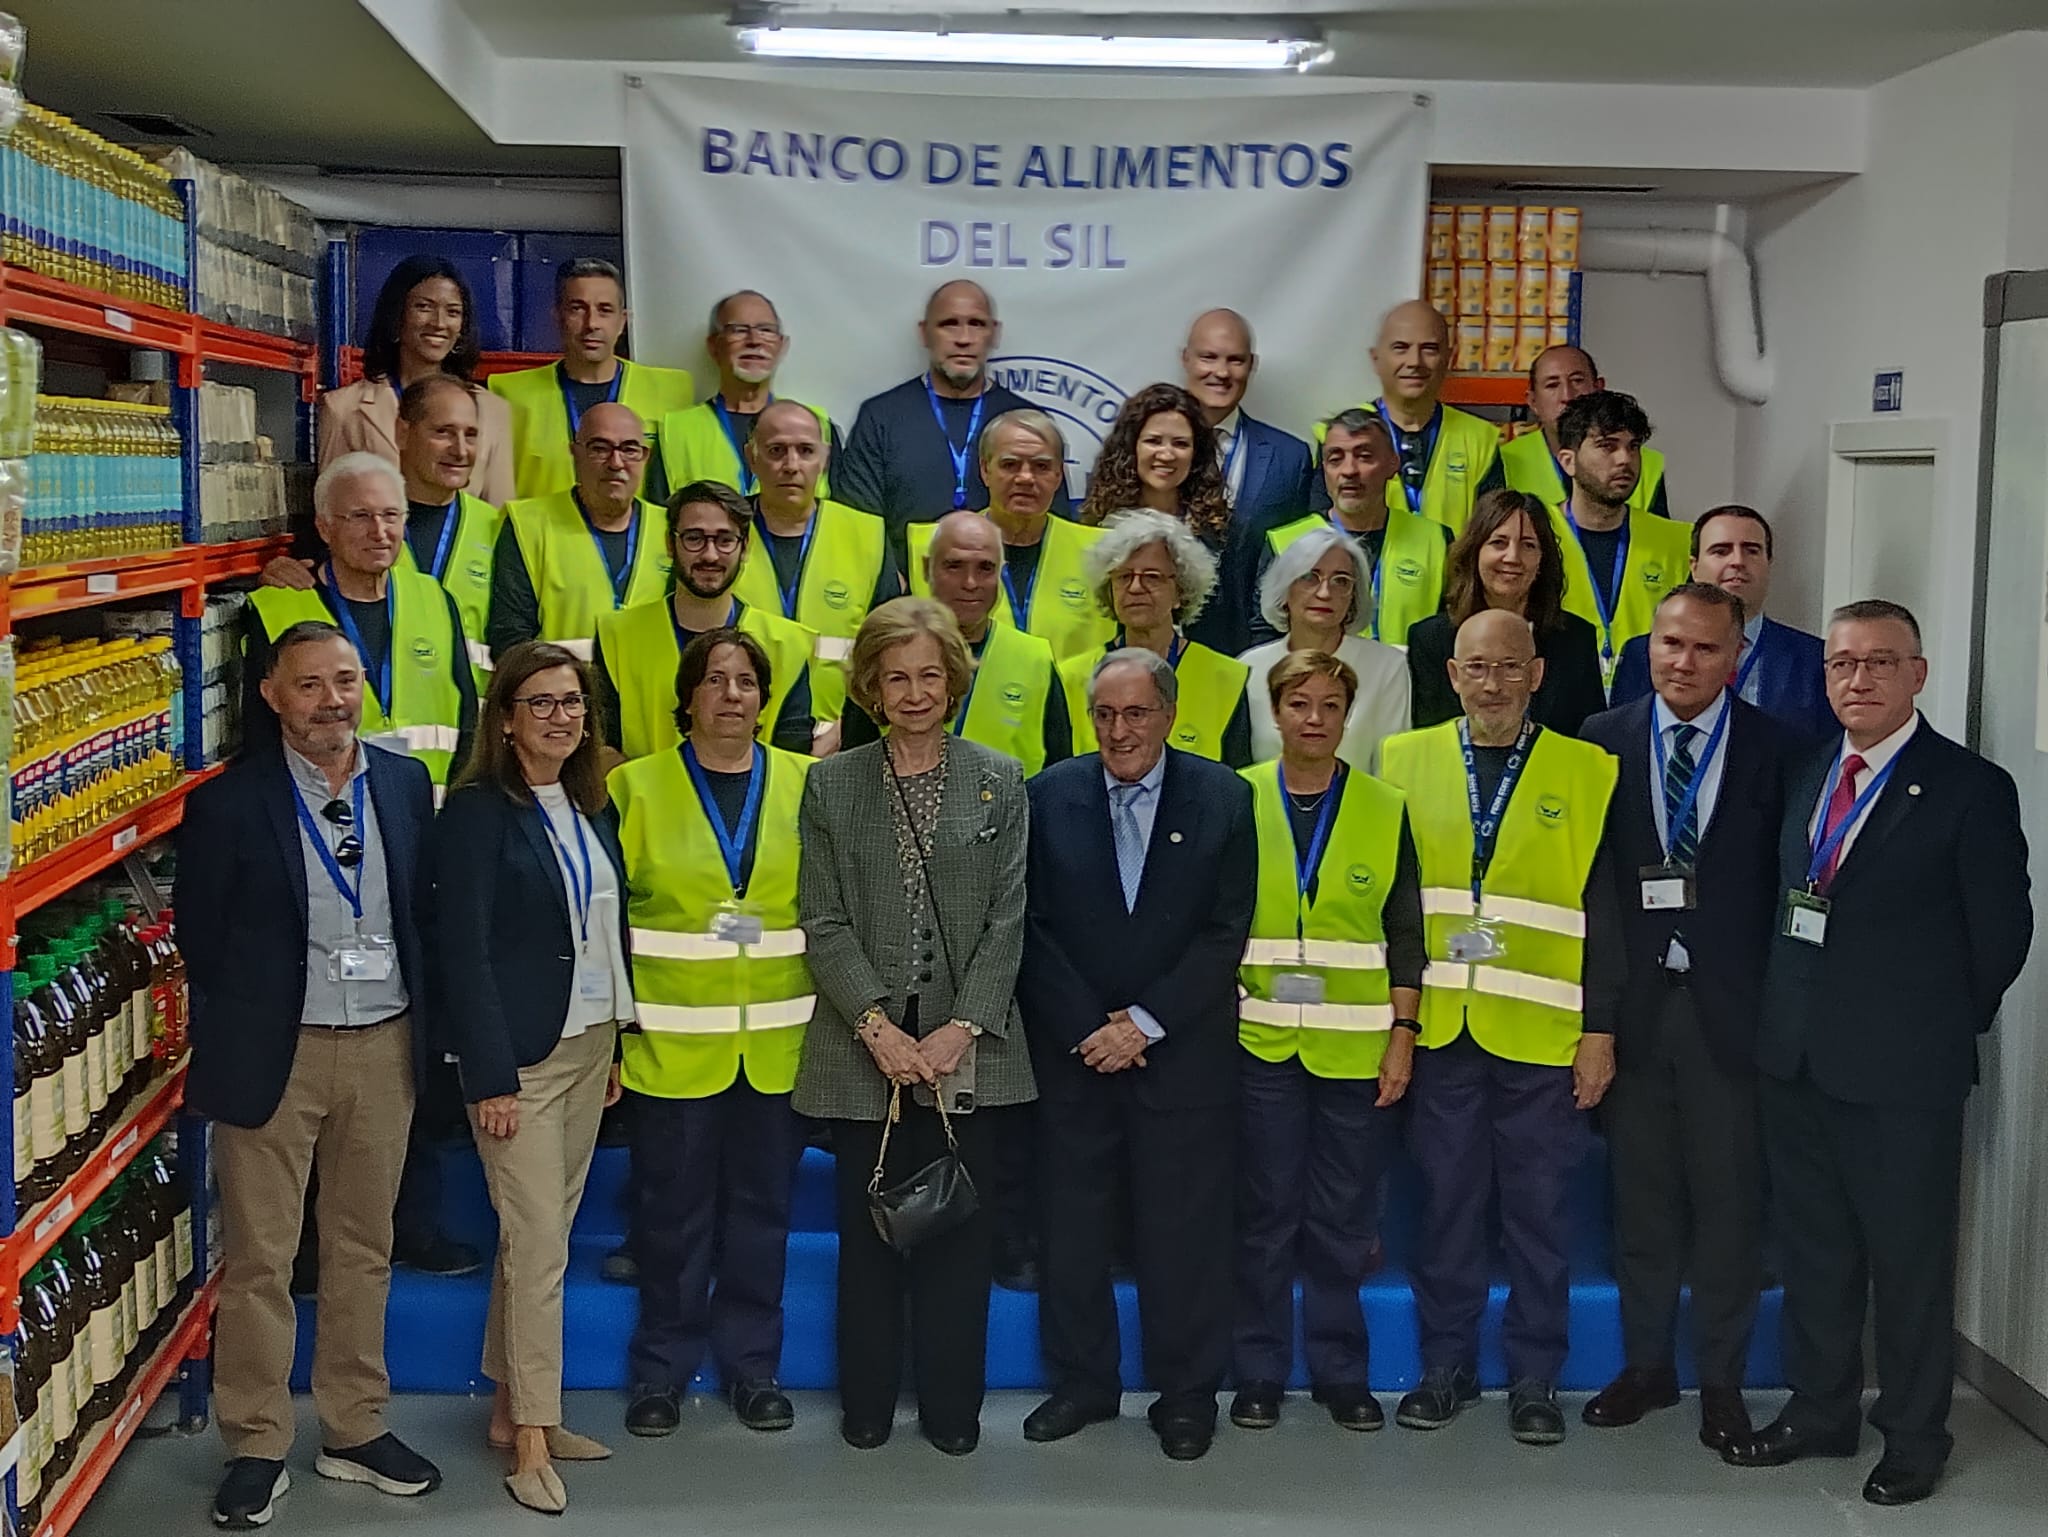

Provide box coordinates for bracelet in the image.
[950,1018,982,1038]
[1391,1018,1422,1034]
[854,1006,888,1039]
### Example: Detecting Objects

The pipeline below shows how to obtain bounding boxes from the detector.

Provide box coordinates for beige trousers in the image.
[213,1015,415,1459]
[470,1023,616,1425]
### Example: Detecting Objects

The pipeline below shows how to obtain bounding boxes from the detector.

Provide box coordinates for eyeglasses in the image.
[582,440,648,463]
[718,322,783,341]
[1089,704,1163,731]
[332,509,405,529]
[320,799,364,867]
[1114,569,1174,591]
[1293,570,1357,594]
[510,692,589,720]
[1824,654,1907,681]
[677,529,742,553]
[1453,660,1532,683]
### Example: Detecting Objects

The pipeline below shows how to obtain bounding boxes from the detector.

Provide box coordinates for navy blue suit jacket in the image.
[1227,412,1316,534]
[1611,617,1834,743]
[1019,749,1255,1111]
[176,741,435,1128]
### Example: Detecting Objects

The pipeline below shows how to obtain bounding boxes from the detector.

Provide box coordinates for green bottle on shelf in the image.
[43,1242,93,1462]
[27,952,90,1178]
[71,1210,122,1426]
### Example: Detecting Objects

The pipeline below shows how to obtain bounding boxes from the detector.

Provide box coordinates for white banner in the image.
[623,69,1429,485]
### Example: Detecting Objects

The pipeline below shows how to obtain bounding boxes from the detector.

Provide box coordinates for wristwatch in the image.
[854,1005,889,1037]
[1392,1017,1422,1034]
[951,1018,983,1038]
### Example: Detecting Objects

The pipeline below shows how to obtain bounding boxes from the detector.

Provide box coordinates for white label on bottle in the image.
[133,990,152,1066]
[64,1341,88,1426]
[13,1096,30,1181]
[174,1211,194,1280]
[62,1056,88,1138]
[56,1345,81,1437]
[118,1277,138,1358]
[154,1235,175,1313]
[89,1307,120,1386]
[31,1076,63,1162]
[34,1381,56,1477]
[85,1029,108,1113]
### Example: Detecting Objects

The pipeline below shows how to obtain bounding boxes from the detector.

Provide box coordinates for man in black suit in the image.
[1019,648,1257,1461]
[1723,599,2031,1506]
[177,620,443,1530]
[1581,584,1797,1451]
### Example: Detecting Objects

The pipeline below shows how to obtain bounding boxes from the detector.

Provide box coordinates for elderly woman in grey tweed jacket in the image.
[794,597,1034,1457]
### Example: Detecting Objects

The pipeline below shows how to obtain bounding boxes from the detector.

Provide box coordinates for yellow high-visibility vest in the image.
[659,397,833,499]
[595,598,816,761]
[397,491,501,687]
[953,623,1058,776]
[1264,511,1446,647]
[1547,501,1692,684]
[1313,402,1501,535]
[1060,637,1249,762]
[730,499,889,719]
[503,490,671,661]
[1501,430,1669,520]
[906,514,1117,662]
[489,360,696,500]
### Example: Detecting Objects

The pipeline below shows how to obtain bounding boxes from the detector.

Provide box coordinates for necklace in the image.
[1285,786,1329,813]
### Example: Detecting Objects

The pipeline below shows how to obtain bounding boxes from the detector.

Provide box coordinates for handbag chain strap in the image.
[868,1083,964,1194]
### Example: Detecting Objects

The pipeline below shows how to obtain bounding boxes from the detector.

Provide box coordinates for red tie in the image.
[1815,753,1867,892]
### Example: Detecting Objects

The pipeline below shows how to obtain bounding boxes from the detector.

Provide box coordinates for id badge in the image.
[1446,920,1506,964]
[360,728,413,760]
[1272,971,1326,1006]
[711,902,765,946]
[1784,889,1830,947]
[332,934,394,983]
[814,635,853,663]
[1639,864,1697,912]
[575,946,615,1006]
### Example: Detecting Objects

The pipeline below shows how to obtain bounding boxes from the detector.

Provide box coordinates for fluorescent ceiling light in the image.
[735,27,1334,71]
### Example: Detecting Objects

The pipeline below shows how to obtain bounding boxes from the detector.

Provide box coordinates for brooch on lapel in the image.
[1169,831,1184,844]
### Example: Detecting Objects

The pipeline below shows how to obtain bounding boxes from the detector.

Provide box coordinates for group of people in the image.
[174,253,2032,1529]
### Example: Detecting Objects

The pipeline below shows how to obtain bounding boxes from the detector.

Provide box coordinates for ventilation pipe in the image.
[1581,218,1773,406]
[239,169,622,235]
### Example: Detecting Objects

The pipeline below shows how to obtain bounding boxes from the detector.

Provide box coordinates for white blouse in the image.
[533,783,635,1037]
[1240,634,1413,774]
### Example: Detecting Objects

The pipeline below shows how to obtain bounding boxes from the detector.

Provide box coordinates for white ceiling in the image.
[8,0,2048,176]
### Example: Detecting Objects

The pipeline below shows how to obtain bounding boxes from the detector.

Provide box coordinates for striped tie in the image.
[1111,783,1146,912]
[1663,723,1700,865]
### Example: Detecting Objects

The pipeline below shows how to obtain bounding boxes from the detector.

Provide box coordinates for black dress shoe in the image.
[994,1238,1042,1293]
[1396,1365,1481,1430]
[1697,1387,1753,1451]
[1023,1394,1118,1443]
[730,1378,795,1431]
[600,1246,638,1284]
[1721,1416,1860,1468]
[1229,1383,1283,1430]
[1314,1384,1385,1432]
[840,1416,892,1450]
[625,1385,680,1437]
[1508,1379,1566,1446]
[1582,1365,1680,1428]
[1155,1416,1214,1461]
[921,1420,979,1456]
[392,1233,483,1277]
[1863,1452,1940,1506]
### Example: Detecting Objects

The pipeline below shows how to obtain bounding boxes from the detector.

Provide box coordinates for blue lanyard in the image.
[1291,763,1345,908]
[1000,551,1041,630]
[925,376,986,510]
[1459,716,1536,901]
[1111,632,1186,669]
[1650,696,1732,864]
[767,514,820,618]
[1734,628,1765,697]
[289,771,367,920]
[683,742,767,894]
[711,395,767,496]
[536,799,595,943]
[1376,400,1440,518]
[1804,750,1901,888]
[424,497,460,583]
[323,565,394,716]
[573,491,641,608]
[558,361,623,440]
[1563,503,1629,660]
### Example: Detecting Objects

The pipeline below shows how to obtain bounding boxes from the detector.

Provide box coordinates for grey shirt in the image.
[286,741,410,1026]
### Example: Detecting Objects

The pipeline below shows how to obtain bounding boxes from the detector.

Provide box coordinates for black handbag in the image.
[867,1084,980,1253]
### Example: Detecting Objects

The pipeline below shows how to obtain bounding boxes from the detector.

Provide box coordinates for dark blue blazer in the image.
[1757,721,2032,1105]
[426,780,632,1104]
[1582,694,1796,1077]
[1611,617,1834,743]
[1227,412,1316,534]
[176,741,434,1129]
[1018,749,1255,1111]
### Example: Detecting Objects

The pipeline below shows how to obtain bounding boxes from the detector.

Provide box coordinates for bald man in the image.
[1313,300,1506,535]
[489,400,673,659]
[837,279,1075,557]
[1378,608,1622,1446]
[1180,308,1315,530]
[729,398,899,721]
[1501,346,1672,519]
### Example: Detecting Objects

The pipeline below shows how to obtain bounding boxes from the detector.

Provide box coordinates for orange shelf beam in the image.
[336,345,555,386]
[1441,375,1532,409]
[198,534,296,582]
[0,1063,190,1311]
[27,1275,222,1537]
[0,266,192,353]
[2,550,202,625]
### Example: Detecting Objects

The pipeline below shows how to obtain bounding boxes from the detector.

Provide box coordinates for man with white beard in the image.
[658,290,841,498]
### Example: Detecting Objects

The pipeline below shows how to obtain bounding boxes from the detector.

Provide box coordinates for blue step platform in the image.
[294,1136,1783,1396]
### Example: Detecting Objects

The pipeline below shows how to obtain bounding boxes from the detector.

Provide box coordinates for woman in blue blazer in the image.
[429,640,633,1514]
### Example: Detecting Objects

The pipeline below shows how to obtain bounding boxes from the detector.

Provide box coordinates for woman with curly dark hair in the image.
[1080,383,1246,650]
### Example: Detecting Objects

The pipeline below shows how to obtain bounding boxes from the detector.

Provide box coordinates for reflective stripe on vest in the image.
[1061,641,1249,762]
[395,491,501,688]
[1378,722,1616,1067]
[956,623,1057,776]
[610,744,813,1099]
[907,516,1117,663]
[505,490,671,658]
[596,597,815,762]
[1547,500,1693,685]
[729,499,889,720]
[1264,511,1446,647]
[1312,403,1501,535]
[1501,432,1668,520]
[490,361,697,501]
[658,399,833,499]
[249,573,464,785]
[1236,760,1407,1078]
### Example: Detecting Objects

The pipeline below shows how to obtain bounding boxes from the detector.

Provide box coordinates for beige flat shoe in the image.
[505,1465,568,1515]
[543,1425,612,1461]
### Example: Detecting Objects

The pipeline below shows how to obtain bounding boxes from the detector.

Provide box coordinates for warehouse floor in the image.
[77,1387,2048,1535]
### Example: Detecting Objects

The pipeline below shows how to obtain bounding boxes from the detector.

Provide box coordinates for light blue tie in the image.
[1111,782,1147,912]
